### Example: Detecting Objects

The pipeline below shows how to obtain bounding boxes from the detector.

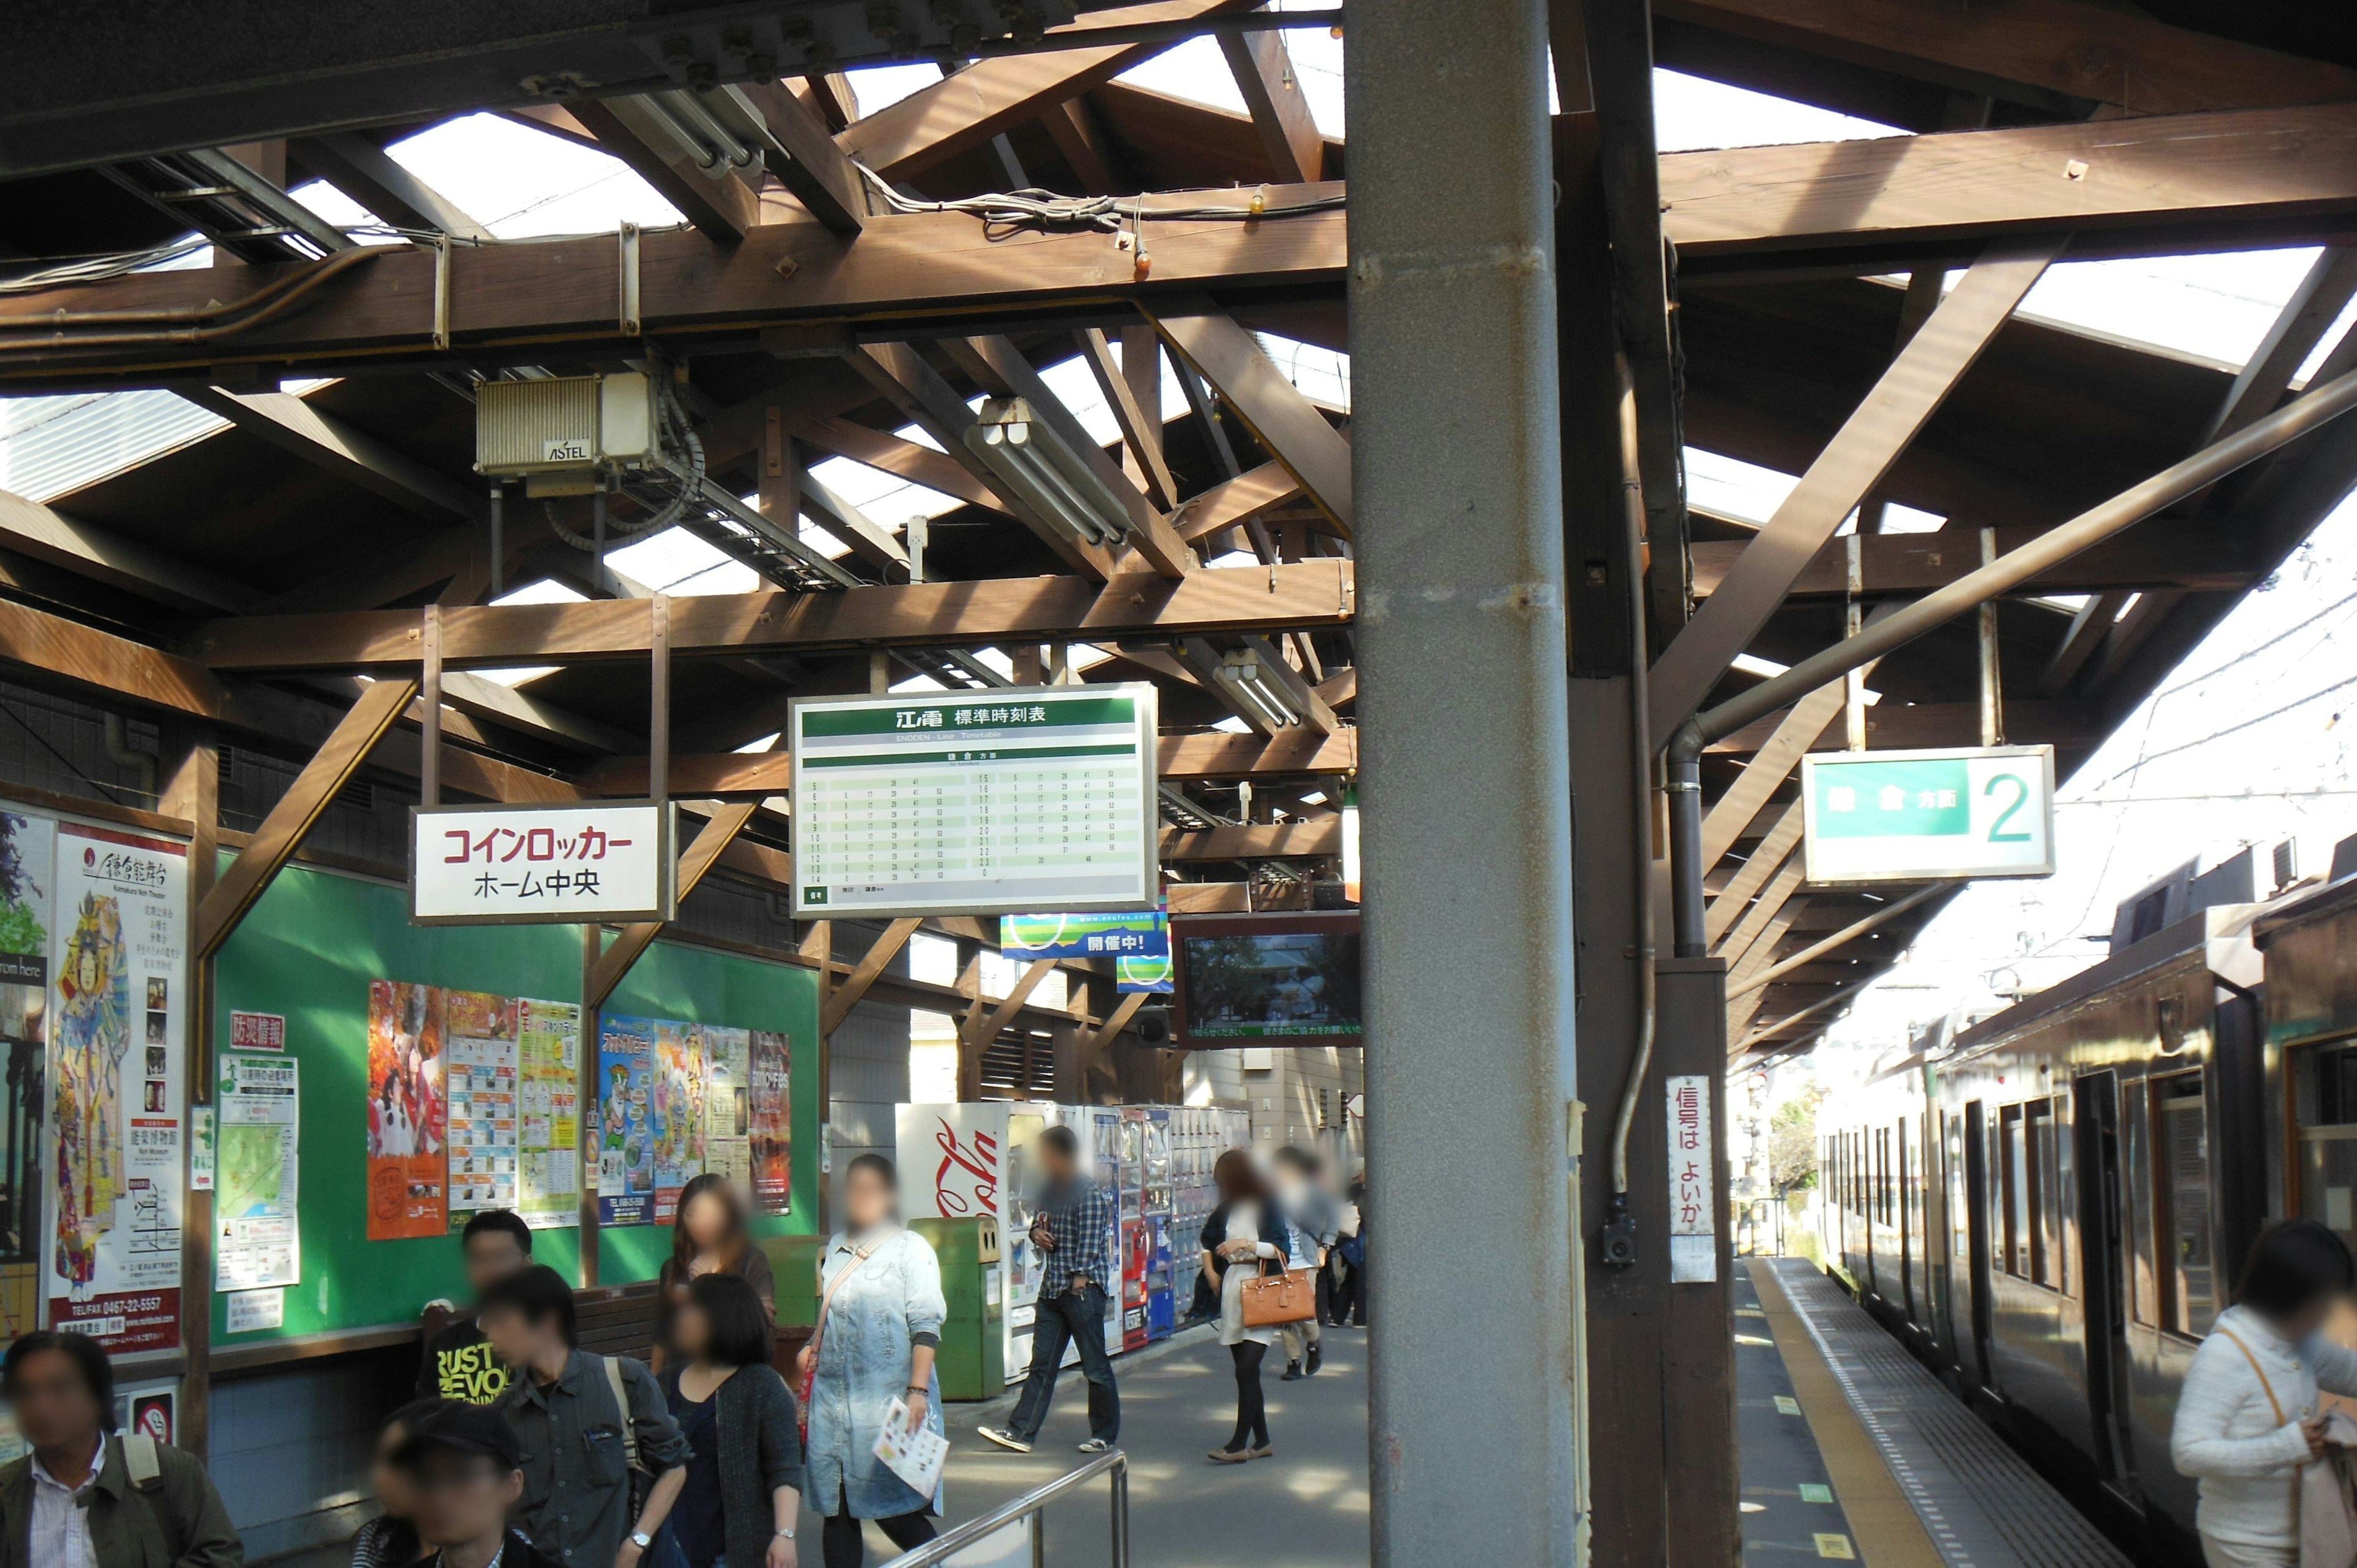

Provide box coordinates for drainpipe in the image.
[1663,363,2357,957]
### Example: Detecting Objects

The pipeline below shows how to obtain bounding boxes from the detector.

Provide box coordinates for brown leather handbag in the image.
[1239,1262,1317,1327]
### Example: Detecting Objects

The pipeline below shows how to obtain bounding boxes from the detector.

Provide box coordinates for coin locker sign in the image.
[791,685,1159,918]
[412,803,675,924]
[1800,744,2056,885]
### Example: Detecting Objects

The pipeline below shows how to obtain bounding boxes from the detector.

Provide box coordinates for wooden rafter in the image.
[194,676,418,957]
[1144,300,1355,536]
[821,917,923,1035]
[182,387,484,523]
[1221,25,1323,183]
[568,96,762,242]
[1704,805,1801,948]
[1650,239,2058,735]
[191,562,1353,672]
[1075,328,1180,509]
[584,798,765,1010]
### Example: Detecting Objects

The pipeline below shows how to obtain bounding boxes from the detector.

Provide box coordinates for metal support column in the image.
[1347,0,1581,1561]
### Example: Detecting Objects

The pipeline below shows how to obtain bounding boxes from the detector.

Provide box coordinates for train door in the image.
[2073,1071,2141,1502]
[1964,1100,1996,1392]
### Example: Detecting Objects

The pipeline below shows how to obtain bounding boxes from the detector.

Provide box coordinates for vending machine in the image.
[894,1102,1049,1386]
[1117,1109,1149,1350]
[1144,1108,1175,1338]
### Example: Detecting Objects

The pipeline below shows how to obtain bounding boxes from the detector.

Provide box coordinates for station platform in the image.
[1740,1259,2132,1568]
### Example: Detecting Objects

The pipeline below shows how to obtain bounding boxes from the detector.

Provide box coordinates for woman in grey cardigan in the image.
[659,1272,805,1568]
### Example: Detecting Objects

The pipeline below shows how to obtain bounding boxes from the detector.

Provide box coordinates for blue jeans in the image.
[1008,1282,1119,1444]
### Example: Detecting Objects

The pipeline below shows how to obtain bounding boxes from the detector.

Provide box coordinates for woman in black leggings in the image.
[823,1483,932,1568]
[1199,1149,1293,1462]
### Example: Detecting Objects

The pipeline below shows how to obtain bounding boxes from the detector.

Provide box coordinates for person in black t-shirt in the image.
[419,1210,533,1405]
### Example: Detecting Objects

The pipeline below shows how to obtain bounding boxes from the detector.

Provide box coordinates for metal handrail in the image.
[877,1447,1130,1568]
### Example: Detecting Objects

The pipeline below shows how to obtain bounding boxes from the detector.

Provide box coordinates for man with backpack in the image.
[0,1329,241,1568]
[479,1264,689,1568]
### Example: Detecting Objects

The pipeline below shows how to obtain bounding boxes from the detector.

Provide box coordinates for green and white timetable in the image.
[789,683,1161,917]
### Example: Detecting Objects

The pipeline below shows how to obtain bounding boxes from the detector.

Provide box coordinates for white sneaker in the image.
[1077,1438,1113,1454]
[977,1426,1032,1454]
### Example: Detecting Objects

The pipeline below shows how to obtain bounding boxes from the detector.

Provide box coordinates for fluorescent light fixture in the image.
[963,398,1133,549]
[1214,647,1304,729]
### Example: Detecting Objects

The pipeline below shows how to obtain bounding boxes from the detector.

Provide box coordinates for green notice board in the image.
[210,860,821,1346]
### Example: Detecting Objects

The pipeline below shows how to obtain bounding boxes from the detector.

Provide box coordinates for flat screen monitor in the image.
[1171,911,1363,1048]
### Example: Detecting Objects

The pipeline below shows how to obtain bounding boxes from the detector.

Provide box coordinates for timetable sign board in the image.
[1800,744,2056,885]
[790,684,1159,918]
[413,801,676,924]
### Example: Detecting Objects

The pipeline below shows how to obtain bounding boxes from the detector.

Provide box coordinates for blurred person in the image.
[0,1329,240,1568]
[2173,1219,2357,1568]
[419,1210,534,1404]
[481,1264,689,1568]
[653,1175,775,1373]
[1271,1146,1337,1378]
[1199,1150,1293,1464]
[977,1126,1118,1455]
[393,1402,557,1568]
[659,1273,804,1568]
[1333,1165,1369,1327]
[350,1399,443,1568]
[800,1154,945,1568]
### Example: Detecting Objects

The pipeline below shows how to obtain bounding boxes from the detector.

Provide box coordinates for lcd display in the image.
[1171,912,1363,1048]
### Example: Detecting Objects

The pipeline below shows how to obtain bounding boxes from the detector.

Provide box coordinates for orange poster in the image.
[366,981,447,1239]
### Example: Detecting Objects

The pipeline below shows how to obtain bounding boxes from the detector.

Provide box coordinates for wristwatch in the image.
[630,1532,653,1550]
[775,1527,797,1541]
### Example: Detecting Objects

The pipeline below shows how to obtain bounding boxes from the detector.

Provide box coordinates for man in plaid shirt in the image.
[978,1125,1121,1454]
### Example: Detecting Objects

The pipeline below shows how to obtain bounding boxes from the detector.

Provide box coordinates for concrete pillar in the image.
[1347,0,1581,1559]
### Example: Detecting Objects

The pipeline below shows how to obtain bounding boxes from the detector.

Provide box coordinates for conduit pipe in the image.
[1665,363,2357,961]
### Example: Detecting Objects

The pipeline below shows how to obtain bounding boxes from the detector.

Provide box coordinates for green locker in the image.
[911,1216,1004,1400]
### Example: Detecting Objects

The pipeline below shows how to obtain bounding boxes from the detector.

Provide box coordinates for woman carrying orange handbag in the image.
[1199,1149,1299,1464]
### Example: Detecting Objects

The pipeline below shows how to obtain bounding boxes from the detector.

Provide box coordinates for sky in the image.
[6,46,2356,1049]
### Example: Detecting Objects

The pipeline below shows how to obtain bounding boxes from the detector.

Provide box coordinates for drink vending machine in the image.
[894,1101,1258,1388]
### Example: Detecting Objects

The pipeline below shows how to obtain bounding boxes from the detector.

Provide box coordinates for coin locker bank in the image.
[198,858,824,1558]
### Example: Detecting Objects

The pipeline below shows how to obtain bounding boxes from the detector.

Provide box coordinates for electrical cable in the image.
[849,161,1343,236]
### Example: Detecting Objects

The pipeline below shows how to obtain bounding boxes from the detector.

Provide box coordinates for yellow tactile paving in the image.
[1748,1258,1945,1568]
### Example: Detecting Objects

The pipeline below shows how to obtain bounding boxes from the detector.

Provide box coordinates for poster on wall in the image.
[748,1030,791,1216]
[443,992,520,1220]
[365,981,447,1240]
[516,1000,579,1229]
[597,1016,656,1226]
[702,1026,751,1200]
[598,1016,705,1226]
[47,823,185,1354]
[0,811,53,1343]
[214,1054,298,1292]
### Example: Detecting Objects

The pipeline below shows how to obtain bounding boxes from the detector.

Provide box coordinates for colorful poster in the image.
[366,981,447,1240]
[48,823,185,1354]
[701,1027,751,1200]
[0,811,53,1343]
[649,1021,705,1224]
[597,1016,657,1226]
[517,1000,580,1229]
[215,1054,298,1292]
[444,991,520,1221]
[748,1029,791,1216]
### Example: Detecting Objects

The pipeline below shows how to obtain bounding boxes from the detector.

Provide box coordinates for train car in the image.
[1819,884,2276,1566]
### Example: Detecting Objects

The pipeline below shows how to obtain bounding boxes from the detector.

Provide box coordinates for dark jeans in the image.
[1332,1253,1367,1324]
[1316,1257,1336,1324]
[1008,1281,1120,1443]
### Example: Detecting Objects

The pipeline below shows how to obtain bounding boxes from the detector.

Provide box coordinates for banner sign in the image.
[789,684,1159,918]
[412,803,675,924]
[48,823,187,1354]
[1000,910,1167,960]
[1800,745,2057,885]
[1115,953,1174,994]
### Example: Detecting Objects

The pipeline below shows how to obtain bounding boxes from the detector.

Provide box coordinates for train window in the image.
[2001,1105,2027,1276]
[2124,1079,2158,1327]
[2027,1100,2057,1287]
[2293,1041,2357,1254]
[2153,1072,2216,1337]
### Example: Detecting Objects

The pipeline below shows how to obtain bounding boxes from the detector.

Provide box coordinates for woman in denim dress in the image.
[803,1154,948,1568]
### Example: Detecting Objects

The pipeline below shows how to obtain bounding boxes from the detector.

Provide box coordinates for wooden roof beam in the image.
[181,385,485,523]
[190,561,1353,672]
[1144,299,1353,536]
[1654,0,2357,119]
